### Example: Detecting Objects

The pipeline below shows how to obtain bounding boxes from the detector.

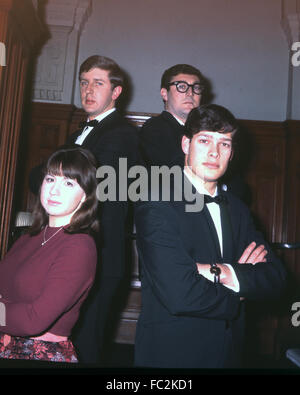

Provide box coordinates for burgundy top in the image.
[0,227,97,337]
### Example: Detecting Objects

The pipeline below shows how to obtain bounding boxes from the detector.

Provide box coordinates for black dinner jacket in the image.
[68,110,138,277]
[69,110,138,173]
[139,111,185,168]
[70,110,138,363]
[134,179,286,368]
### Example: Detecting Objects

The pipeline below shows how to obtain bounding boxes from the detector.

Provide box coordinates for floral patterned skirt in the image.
[0,333,78,363]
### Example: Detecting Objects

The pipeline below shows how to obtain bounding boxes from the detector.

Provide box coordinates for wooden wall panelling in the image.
[238,121,288,357]
[239,120,286,243]
[22,103,75,212]
[284,121,300,278]
[273,120,300,359]
[67,107,84,136]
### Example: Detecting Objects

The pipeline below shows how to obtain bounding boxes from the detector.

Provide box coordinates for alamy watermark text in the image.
[291,42,300,67]
[96,159,204,212]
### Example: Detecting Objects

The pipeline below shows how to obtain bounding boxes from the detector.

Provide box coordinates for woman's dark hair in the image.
[79,55,124,89]
[29,146,99,236]
[184,104,239,141]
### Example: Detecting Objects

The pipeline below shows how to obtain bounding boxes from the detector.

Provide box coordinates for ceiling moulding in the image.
[33,0,92,103]
[281,0,300,45]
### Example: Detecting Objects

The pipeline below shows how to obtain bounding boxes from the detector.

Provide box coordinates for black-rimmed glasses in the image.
[168,80,203,95]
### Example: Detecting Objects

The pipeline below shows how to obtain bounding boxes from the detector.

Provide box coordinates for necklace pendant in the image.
[41,225,63,247]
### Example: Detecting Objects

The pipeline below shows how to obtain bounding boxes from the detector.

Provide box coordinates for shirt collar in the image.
[173,114,185,126]
[183,168,218,197]
[87,107,116,124]
[166,111,185,126]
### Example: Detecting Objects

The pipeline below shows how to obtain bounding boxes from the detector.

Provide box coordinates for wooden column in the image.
[0,0,46,258]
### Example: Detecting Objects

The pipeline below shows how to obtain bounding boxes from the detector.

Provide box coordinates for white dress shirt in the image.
[75,108,116,145]
[172,114,185,126]
[183,169,240,292]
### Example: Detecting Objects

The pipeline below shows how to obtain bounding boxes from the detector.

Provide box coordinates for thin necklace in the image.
[41,225,64,246]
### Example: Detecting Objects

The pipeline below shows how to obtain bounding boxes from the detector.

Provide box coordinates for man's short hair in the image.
[79,55,124,89]
[161,64,204,90]
[185,104,239,140]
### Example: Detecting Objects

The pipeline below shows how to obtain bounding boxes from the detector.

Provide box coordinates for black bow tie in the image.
[204,194,227,205]
[79,120,99,129]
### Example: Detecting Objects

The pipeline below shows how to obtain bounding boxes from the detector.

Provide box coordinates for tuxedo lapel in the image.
[68,111,121,149]
[175,175,237,264]
[171,198,220,264]
[225,195,239,262]
[162,111,185,135]
[172,175,222,262]
[202,207,222,261]
[67,129,82,144]
[81,112,116,149]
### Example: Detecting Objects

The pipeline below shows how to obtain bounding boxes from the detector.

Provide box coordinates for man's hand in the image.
[238,241,267,265]
[196,242,268,293]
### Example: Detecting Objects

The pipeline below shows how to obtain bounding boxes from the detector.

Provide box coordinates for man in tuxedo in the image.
[69,55,138,364]
[134,104,286,368]
[139,64,249,203]
[139,63,203,168]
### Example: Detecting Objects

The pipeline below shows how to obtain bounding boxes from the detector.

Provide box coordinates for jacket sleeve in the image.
[135,201,241,321]
[230,206,287,301]
[139,117,184,168]
[94,126,138,278]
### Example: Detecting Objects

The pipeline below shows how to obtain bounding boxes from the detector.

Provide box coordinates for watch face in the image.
[210,264,221,284]
[210,265,221,275]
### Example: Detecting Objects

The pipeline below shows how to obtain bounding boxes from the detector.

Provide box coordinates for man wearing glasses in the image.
[139,65,250,204]
[139,64,203,168]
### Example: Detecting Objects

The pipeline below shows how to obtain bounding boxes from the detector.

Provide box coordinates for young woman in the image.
[0,146,99,363]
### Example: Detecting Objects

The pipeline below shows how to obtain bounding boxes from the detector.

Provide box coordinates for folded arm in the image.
[135,202,240,321]
[197,241,268,289]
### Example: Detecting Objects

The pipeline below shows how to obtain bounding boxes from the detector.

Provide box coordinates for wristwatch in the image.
[210,263,221,284]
